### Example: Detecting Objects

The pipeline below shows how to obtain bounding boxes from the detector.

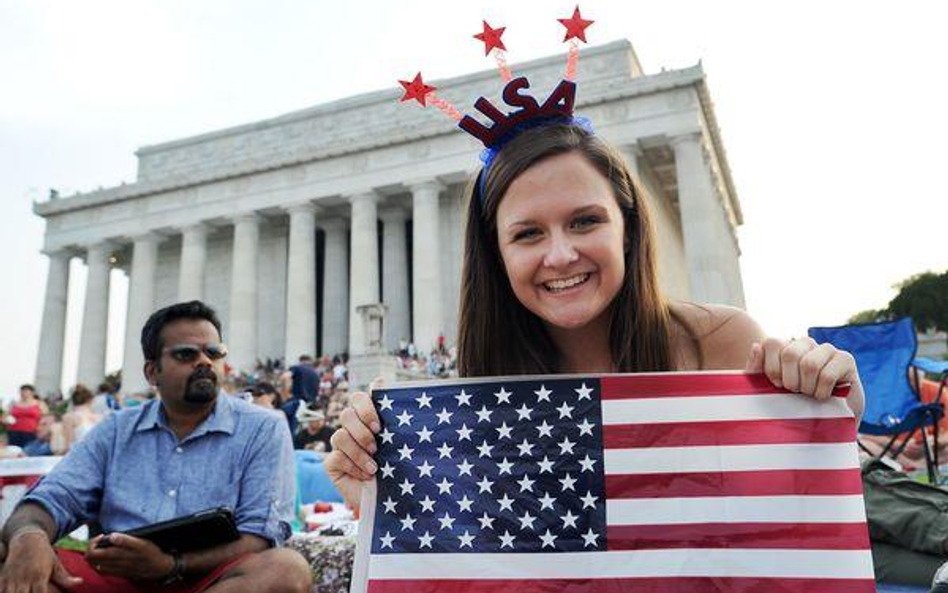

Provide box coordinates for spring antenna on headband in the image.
[558,6,594,80]
[473,20,512,83]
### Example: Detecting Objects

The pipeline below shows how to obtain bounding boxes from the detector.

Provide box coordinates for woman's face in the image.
[496,151,626,332]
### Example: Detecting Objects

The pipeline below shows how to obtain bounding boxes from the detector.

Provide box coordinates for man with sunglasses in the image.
[0,301,312,593]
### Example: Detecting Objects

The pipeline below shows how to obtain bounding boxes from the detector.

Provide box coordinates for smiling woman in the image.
[459,124,668,376]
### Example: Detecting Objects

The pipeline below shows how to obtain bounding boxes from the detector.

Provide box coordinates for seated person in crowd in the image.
[0,433,23,459]
[250,381,280,410]
[61,384,103,452]
[293,407,334,453]
[0,300,311,593]
[22,413,58,457]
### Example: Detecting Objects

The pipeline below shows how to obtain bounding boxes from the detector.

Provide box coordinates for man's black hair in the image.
[140,300,223,362]
[19,384,35,392]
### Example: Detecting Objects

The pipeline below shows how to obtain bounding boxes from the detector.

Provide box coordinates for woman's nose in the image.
[543,233,579,268]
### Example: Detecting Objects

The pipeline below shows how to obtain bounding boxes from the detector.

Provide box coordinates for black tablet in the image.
[99,507,240,553]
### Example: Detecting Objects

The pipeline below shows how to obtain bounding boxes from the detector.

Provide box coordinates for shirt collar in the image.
[135,393,237,439]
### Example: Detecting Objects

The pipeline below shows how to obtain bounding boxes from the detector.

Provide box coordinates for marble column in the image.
[671,133,739,305]
[229,213,260,372]
[410,180,444,355]
[34,250,72,396]
[178,223,208,302]
[122,233,162,394]
[284,202,318,363]
[76,242,114,387]
[320,218,349,357]
[348,192,379,356]
[380,207,410,352]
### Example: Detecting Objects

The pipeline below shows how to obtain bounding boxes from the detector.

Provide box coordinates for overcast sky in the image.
[2,0,946,398]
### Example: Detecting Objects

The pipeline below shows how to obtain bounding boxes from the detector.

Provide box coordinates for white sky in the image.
[2,0,946,399]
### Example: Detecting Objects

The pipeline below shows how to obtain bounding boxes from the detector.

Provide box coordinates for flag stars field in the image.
[369,378,607,554]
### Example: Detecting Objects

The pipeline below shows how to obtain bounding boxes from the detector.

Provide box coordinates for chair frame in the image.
[810,318,945,483]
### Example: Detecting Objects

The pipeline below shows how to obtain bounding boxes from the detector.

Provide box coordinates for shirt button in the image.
[175,447,183,454]
[168,489,177,497]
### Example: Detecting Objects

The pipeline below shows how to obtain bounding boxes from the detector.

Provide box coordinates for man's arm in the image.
[0,502,83,590]
[2,501,57,544]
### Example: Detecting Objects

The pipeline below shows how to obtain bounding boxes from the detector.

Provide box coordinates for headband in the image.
[397,6,596,204]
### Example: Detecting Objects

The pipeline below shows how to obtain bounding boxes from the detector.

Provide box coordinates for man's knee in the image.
[239,548,312,593]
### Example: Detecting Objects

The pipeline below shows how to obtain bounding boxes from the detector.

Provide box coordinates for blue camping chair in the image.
[809,318,946,483]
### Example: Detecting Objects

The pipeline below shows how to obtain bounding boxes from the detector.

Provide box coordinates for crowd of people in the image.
[0,383,115,458]
[2,339,459,460]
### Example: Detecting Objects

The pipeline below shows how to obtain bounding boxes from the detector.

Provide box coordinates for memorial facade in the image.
[32,41,746,395]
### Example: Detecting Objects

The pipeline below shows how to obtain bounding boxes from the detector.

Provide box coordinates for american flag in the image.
[350,372,874,593]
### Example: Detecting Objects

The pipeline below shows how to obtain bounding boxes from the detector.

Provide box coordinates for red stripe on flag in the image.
[367,577,876,593]
[601,374,850,399]
[603,417,856,449]
[607,522,871,550]
[606,468,864,499]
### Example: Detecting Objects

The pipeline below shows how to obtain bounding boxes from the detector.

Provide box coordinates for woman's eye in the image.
[512,228,540,242]
[572,215,601,230]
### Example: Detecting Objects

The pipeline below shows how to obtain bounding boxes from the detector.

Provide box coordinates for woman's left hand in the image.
[746,337,865,422]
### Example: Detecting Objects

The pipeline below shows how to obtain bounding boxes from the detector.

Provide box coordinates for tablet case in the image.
[120,507,240,553]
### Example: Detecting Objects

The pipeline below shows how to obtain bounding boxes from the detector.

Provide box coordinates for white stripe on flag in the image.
[367,549,875,580]
[606,494,868,525]
[601,394,852,425]
[603,442,860,473]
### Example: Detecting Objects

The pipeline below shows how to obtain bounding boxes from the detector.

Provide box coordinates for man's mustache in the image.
[187,368,217,386]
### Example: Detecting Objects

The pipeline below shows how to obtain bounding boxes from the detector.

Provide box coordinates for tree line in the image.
[849,270,948,347]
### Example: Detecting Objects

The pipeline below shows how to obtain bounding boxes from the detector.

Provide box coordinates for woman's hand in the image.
[324,387,382,511]
[746,337,865,422]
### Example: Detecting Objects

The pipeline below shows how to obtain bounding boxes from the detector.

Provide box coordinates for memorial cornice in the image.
[33,41,727,218]
[33,41,743,231]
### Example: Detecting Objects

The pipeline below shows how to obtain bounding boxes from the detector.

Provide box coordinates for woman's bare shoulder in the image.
[669,302,767,370]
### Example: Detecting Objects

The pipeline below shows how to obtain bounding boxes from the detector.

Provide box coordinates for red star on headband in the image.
[558,6,594,43]
[474,20,506,56]
[398,72,436,106]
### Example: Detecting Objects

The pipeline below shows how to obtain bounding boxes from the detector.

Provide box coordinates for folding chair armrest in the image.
[912,357,948,405]
[913,357,948,375]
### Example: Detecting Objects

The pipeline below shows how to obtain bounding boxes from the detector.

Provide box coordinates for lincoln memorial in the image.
[32,40,746,396]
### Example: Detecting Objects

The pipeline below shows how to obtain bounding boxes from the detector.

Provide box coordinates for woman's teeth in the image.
[544,273,590,292]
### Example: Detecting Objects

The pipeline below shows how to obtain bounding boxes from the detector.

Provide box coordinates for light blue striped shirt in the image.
[23,394,295,545]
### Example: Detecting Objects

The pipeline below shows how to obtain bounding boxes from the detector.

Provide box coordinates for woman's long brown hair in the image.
[457,124,681,377]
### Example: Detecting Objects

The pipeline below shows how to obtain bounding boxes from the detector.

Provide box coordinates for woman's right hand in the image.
[325,389,382,511]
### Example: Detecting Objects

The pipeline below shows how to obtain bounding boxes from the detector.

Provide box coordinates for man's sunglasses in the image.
[162,343,228,363]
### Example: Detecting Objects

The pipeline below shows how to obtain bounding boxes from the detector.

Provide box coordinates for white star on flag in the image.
[494,387,512,404]
[454,389,472,406]
[416,460,434,477]
[575,383,593,400]
[415,392,432,408]
[395,410,413,426]
[534,385,552,402]
[418,495,436,513]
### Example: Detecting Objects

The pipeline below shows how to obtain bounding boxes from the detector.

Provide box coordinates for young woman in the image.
[325,123,865,509]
